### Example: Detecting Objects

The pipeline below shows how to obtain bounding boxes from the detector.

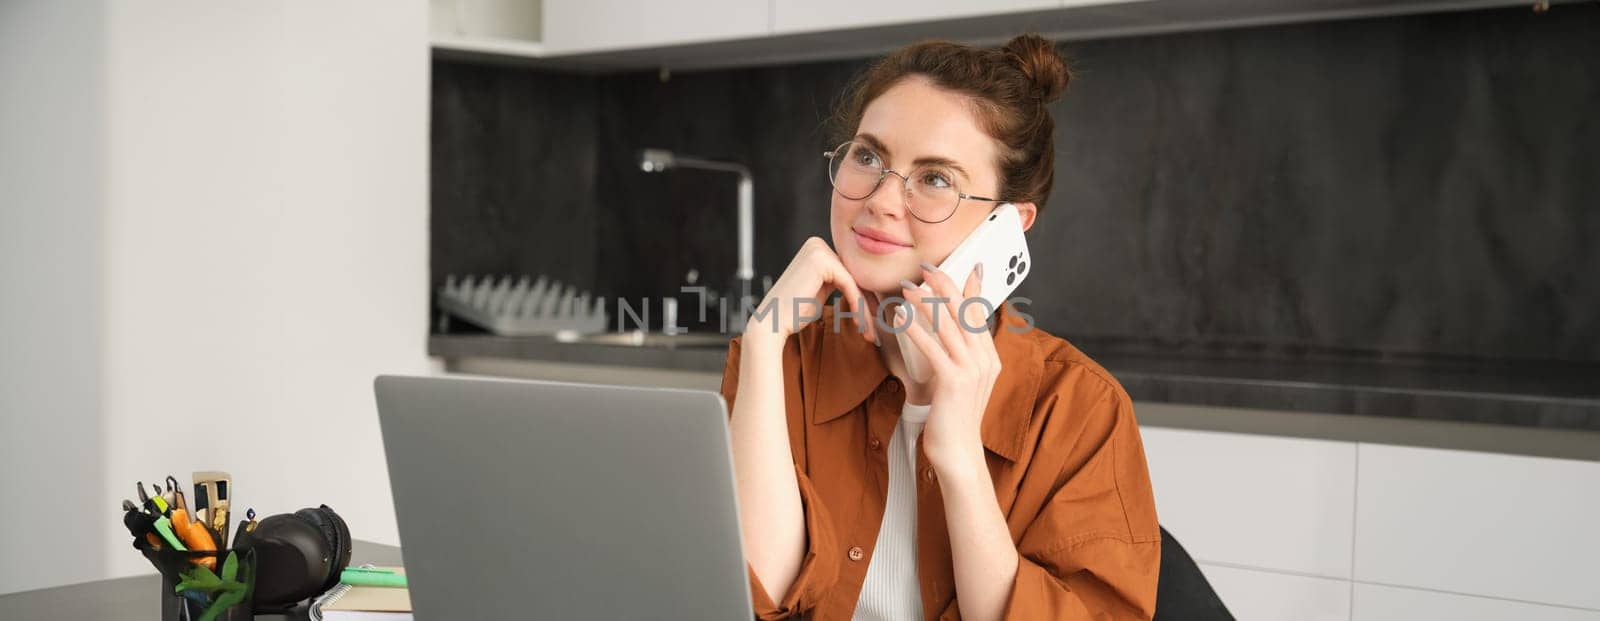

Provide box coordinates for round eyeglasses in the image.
[823,140,1004,224]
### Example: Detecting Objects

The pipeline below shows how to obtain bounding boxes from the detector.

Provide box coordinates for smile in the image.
[852,227,911,255]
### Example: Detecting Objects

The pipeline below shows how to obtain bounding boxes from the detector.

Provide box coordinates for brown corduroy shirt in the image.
[720,304,1162,620]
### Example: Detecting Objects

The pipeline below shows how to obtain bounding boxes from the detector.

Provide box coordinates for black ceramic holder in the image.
[140,545,257,621]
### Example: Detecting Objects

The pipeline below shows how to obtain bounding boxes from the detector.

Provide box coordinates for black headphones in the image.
[233,504,353,610]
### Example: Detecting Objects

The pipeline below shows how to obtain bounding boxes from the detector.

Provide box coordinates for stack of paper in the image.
[313,567,412,621]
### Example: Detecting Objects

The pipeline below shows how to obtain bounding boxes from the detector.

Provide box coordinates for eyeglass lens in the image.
[827,141,962,222]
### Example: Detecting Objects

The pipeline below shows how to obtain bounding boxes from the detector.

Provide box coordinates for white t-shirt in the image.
[852,400,932,620]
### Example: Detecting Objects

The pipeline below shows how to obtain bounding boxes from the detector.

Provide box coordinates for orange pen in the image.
[170,507,217,570]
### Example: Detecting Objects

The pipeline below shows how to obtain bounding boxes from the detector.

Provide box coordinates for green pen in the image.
[152,516,188,551]
[341,567,407,588]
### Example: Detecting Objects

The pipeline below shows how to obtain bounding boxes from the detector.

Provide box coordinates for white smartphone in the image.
[893,202,1032,382]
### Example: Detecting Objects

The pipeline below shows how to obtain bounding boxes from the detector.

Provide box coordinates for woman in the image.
[723,34,1161,621]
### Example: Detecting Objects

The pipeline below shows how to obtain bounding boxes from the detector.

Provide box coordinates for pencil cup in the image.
[141,546,256,621]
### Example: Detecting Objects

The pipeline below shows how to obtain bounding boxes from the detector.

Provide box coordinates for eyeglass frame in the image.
[822,140,1007,224]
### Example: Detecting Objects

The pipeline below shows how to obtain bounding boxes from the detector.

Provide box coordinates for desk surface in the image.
[0,540,402,620]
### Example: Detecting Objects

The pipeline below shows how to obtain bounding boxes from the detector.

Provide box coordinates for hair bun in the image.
[1002,34,1071,103]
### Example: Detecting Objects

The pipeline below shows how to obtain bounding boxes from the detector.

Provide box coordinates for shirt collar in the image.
[807,303,1043,462]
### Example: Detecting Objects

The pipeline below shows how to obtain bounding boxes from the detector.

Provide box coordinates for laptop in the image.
[374,374,756,620]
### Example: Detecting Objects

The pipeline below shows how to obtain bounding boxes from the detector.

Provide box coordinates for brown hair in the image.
[829,34,1071,209]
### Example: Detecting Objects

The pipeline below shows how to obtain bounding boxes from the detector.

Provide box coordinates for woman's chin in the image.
[836,245,915,296]
[847,269,912,299]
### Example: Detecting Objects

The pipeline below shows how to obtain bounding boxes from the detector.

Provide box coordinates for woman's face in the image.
[830,75,1037,296]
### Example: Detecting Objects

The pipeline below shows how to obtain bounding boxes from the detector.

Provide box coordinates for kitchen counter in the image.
[429,332,1598,428]
[428,333,1600,460]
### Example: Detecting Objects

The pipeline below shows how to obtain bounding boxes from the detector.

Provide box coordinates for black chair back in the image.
[1153,526,1234,621]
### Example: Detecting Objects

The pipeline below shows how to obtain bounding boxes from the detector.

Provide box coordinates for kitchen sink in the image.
[559,330,732,349]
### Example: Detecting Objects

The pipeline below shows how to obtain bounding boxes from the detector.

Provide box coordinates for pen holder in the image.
[140,545,257,621]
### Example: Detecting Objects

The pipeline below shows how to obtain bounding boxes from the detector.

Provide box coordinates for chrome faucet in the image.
[639,148,757,326]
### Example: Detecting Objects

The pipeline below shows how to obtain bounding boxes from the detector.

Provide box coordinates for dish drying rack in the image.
[437,274,608,336]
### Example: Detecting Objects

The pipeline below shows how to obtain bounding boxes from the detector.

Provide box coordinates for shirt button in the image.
[868,436,882,450]
[924,468,937,482]
[883,379,900,394]
[848,546,865,561]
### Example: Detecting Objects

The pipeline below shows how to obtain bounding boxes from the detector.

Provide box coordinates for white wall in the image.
[0,0,110,596]
[1,0,431,593]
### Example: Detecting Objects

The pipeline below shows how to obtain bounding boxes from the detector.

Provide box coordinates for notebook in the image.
[310,566,412,621]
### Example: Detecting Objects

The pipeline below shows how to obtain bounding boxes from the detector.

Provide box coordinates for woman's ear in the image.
[1013,202,1039,232]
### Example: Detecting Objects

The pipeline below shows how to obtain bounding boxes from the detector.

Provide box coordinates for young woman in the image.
[723,35,1161,621]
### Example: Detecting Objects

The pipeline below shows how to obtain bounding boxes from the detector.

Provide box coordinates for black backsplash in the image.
[431,5,1600,363]
[430,62,600,297]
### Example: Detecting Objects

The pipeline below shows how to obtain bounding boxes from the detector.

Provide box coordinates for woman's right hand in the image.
[744,237,877,344]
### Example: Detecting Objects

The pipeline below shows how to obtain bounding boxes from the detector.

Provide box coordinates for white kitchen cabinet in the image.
[1199,563,1352,621]
[434,0,1558,71]
[431,0,541,42]
[771,0,1070,35]
[541,0,768,55]
[1354,443,1600,611]
[1141,427,1357,578]
[1352,583,1600,621]
[430,0,546,57]
[432,0,1555,70]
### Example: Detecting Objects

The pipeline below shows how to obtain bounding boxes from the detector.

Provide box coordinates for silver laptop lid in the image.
[374,374,755,620]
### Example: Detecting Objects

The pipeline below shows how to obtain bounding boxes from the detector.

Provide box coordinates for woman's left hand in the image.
[897,263,1002,472]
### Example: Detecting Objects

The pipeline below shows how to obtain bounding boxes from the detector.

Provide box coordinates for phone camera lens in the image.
[1008,256,1018,269]
[1018,261,1027,274]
